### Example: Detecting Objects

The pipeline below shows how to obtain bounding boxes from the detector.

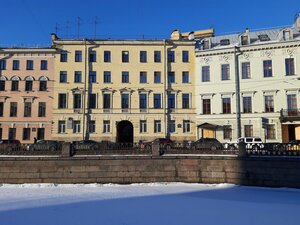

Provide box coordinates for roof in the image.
[196,26,300,51]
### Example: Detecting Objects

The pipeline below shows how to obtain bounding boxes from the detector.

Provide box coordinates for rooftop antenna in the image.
[77,17,82,39]
[93,16,99,38]
[65,20,70,38]
[54,22,60,35]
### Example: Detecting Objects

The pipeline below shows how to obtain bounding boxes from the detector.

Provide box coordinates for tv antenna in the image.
[65,20,70,38]
[54,22,60,35]
[93,16,100,38]
[77,17,82,38]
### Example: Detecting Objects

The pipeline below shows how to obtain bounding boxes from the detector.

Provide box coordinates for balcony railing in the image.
[280,109,300,122]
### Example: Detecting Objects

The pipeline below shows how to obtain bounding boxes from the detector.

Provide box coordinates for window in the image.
[168,93,175,109]
[40,60,48,70]
[283,30,291,41]
[122,51,129,62]
[154,120,161,133]
[168,72,175,83]
[285,58,295,75]
[0,77,5,91]
[140,120,147,133]
[0,128,2,140]
[89,71,97,83]
[287,94,297,115]
[202,66,210,82]
[89,51,96,62]
[60,51,68,62]
[221,64,230,80]
[104,51,111,62]
[264,96,274,113]
[23,128,31,140]
[183,120,190,133]
[223,125,232,140]
[182,71,189,83]
[154,71,161,83]
[168,120,176,133]
[9,128,16,140]
[10,102,17,117]
[88,94,96,109]
[39,77,47,91]
[140,51,147,62]
[182,93,190,109]
[38,102,46,117]
[26,60,34,70]
[0,102,3,117]
[60,71,67,83]
[58,121,66,133]
[243,96,252,113]
[11,76,19,91]
[222,97,231,114]
[25,77,33,92]
[139,94,147,109]
[73,94,82,109]
[122,71,129,83]
[258,34,270,41]
[167,51,175,63]
[242,62,251,79]
[103,94,111,109]
[73,120,81,133]
[88,120,95,133]
[13,60,20,70]
[58,94,67,109]
[153,94,161,109]
[220,39,230,46]
[244,125,253,137]
[154,51,161,62]
[203,40,210,50]
[140,72,147,83]
[266,125,276,139]
[104,71,111,83]
[0,60,6,70]
[103,120,110,133]
[24,102,32,117]
[203,99,211,115]
[75,50,82,62]
[263,60,273,77]
[241,35,249,45]
[182,51,189,62]
[74,71,82,83]
[121,94,129,109]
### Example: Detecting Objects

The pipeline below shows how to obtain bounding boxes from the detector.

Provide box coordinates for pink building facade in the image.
[0,48,56,143]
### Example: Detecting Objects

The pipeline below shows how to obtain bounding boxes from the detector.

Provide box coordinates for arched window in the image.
[39,76,48,91]
[11,76,20,91]
[0,76,7,91]
[25,76,34,92]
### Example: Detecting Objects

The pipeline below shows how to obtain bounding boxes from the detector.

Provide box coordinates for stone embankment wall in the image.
[0,155,299,188]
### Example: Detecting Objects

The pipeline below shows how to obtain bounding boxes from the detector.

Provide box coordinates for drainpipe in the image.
[82,39,87,140]
[163,40,167,138]
[234,46,242,138]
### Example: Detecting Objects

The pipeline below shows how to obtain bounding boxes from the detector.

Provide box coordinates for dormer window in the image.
[241,35,249,45]
[202,39,210,50]
[283,30,292,41]
[220,39,230,46]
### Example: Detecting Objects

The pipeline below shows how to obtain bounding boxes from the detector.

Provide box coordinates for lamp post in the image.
[234,46,242,139]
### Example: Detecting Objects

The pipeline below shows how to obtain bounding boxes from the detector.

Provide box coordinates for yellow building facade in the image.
[51,33,206,143]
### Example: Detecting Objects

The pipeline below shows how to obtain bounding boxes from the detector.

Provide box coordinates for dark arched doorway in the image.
[116,120,133,143]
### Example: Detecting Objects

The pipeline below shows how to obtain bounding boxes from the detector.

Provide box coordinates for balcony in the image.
[280,109,300,122]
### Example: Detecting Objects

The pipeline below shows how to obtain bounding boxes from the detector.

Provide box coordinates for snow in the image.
[0,183,299,225]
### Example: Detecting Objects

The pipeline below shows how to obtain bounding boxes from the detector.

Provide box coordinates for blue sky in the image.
[0,0,299,46]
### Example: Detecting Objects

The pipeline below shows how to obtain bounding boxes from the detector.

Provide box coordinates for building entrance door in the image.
[203,129,214,138]
[116,120,133,143]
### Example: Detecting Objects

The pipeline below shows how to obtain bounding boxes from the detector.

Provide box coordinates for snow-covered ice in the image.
[0,183,299,225]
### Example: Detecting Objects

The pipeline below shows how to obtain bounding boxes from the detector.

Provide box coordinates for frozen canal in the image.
[0,183,299,225]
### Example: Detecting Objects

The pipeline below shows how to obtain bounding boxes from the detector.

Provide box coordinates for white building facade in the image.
[195,15,300,143]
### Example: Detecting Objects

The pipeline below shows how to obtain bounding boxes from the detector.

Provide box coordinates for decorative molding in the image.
[260,49,275,58]
[219,55,232,62]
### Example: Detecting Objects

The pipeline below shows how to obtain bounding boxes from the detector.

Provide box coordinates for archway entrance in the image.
[116,120,133,143]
